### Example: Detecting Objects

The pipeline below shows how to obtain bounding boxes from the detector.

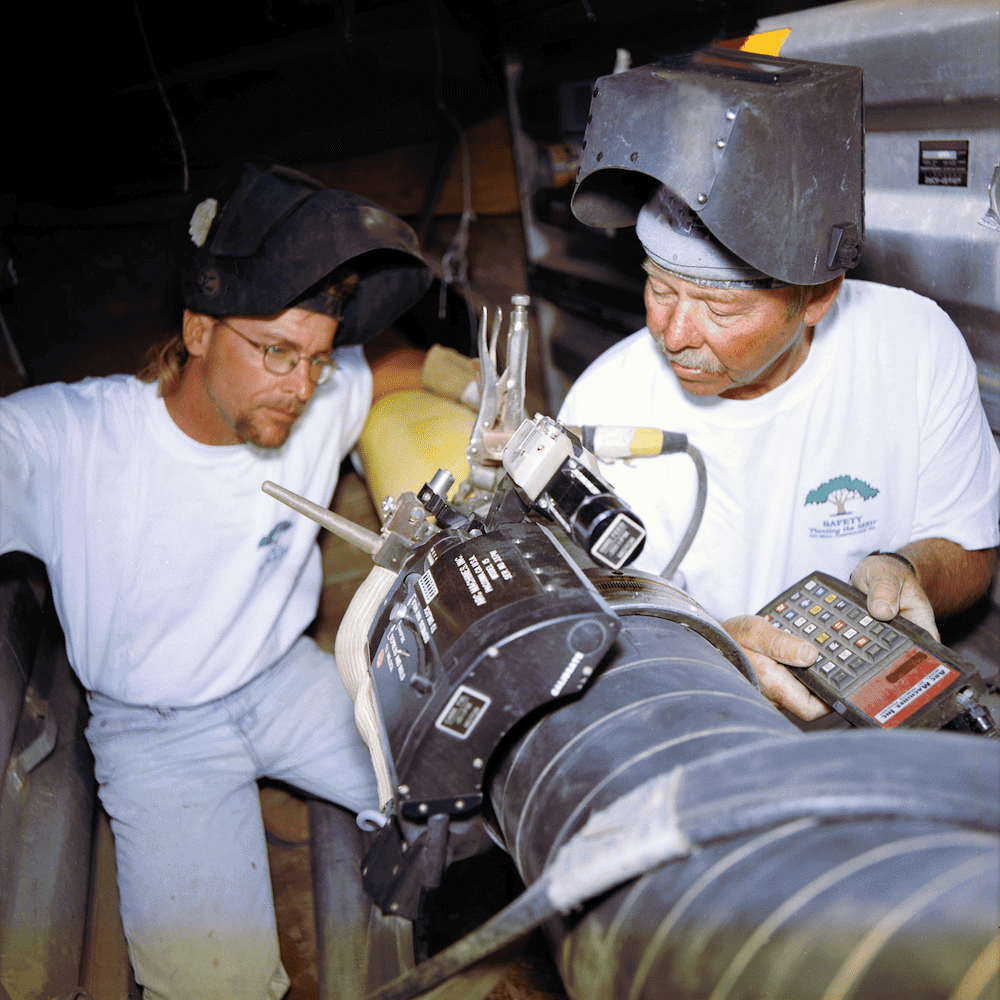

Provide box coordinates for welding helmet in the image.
[179,161,432,346]
[570,46,864,286]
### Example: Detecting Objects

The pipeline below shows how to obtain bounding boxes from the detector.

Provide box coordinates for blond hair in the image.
[136,333,187,397]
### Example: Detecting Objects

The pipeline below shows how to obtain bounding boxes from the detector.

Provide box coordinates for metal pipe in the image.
[490,586,1000,1000]
[262,480,381,554]
[309,799,371,1000]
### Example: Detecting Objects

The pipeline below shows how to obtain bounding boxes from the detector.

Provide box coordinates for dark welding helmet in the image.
[570,46,864,286]
[179,161,432,346]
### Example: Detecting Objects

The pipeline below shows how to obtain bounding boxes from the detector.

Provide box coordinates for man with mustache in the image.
[0,162,430,999]
[559,51,1000,721]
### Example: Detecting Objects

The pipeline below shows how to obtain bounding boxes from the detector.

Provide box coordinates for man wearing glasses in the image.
[0,162,430,999]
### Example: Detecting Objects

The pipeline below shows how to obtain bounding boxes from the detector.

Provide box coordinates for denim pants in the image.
[85,636,379,1000]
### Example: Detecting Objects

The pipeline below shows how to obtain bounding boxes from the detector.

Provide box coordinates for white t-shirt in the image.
[559,281,1000,623]
[1,345,372,706]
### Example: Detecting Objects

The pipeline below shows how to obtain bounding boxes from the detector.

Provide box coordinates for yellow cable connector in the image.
[629,427,666,456]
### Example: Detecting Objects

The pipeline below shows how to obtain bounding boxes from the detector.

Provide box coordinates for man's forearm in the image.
[897,538,997,618]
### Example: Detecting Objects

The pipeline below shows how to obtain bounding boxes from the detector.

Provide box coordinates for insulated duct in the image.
[489,572,999,1000]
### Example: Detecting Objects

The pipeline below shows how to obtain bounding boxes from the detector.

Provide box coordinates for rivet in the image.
[596,151,603,162]
[726,109,736,120]
[697,193,708,205]
[455,800,466,810]
[630,151,639,162]
[487,646,499,658]
[473,758,484,769]
[398,784,410,795]
[390,903,399,912]
[716,140,726,149]
[418,803,429,814]
[593,85,599,97]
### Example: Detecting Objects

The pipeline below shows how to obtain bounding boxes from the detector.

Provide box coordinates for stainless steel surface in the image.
[757,0,1000,430]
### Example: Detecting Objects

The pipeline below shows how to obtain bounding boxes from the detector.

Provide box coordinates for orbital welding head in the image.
[571,46,865,286]
[178,161,432,346]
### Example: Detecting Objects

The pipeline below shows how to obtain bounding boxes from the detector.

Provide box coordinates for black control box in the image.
[368,521,621,817]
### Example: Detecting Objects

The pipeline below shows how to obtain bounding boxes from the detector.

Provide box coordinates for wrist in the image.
[868,550,918,579]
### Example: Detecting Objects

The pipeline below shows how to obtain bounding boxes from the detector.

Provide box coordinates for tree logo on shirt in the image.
[805,476,879,516]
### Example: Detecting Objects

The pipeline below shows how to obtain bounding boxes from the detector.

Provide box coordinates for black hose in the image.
[661,443,706,582]
[491,607,999,1000]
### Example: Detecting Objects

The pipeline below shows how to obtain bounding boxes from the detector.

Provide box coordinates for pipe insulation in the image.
[490,596,1000,1000]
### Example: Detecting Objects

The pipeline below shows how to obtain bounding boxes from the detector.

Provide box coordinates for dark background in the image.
[1,0,837,391]
[5,0,834,213]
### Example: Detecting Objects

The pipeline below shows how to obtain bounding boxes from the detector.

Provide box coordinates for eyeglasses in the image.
[216,317,336,385]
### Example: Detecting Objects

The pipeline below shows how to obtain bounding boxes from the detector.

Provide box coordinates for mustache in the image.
[661,346,727,375]
[259,400,306,418]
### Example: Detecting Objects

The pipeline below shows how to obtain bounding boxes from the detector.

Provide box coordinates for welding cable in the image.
[336,563,399,812]
[365,730,999,1000]
[576,426,707,581]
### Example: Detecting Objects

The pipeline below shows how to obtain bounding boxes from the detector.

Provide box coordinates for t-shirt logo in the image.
[805,475,880,540]
[259,520,292,548]
[258,519,293,569]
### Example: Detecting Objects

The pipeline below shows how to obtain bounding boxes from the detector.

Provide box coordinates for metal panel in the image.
[757,0,1000,430]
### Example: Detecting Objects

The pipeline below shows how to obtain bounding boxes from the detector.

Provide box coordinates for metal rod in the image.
[262,481,381,555]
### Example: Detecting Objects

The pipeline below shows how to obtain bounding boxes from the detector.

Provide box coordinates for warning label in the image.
[851,648,959,728]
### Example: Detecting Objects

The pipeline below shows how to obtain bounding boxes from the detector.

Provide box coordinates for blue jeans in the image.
[86,636,378,1000]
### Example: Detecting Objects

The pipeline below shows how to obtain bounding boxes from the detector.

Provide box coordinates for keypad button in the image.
[804,580,817,590]
[838,649,852,661]
[784,610,796,620]
[847,608,861,620]
[860,615,873,626]
[791,592,802,601]
[843,628,858,639]
[831,670,852,689]
[775,603,787,613]
[824,593,837,603]
[827,641,841,652]
[832,621,845,631]
[799,598,812,608]
[794,616,807,627]
[820,612,832,622]
[854,636,869,647]
[816,632,830,643]
[870,623,885,634]
[814,587,827,597]
[817,659,835,674]
[809,605,822,615]
[834,599,848,610]
[803,623,817,634]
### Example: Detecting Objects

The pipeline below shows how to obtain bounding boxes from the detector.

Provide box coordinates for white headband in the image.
[636,186,787,289]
